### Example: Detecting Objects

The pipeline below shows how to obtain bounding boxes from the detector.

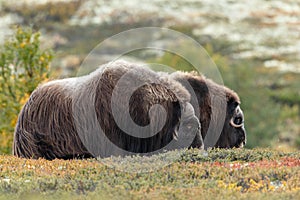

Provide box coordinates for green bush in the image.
[0,27,53,154]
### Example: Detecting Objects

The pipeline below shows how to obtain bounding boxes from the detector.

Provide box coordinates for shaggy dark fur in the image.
[13,61,203,160]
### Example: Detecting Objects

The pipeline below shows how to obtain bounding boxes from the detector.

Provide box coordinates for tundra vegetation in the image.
[0,148,299,199]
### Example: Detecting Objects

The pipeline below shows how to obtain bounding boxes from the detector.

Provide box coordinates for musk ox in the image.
[13,60,246,160]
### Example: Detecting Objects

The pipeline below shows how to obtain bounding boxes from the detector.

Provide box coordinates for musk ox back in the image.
[13,61,203,160]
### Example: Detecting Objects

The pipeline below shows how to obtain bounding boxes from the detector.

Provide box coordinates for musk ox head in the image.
[216,102,246,148]
[13,60,245,160]
[172,72,246,149]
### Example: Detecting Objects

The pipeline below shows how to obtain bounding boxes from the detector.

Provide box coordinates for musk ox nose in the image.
[242,129,247,143]
[242,135,246,146]
[240,135,245,142]
[239,130,247,147]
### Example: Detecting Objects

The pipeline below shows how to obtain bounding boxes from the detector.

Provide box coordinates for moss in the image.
[0,148,299,199]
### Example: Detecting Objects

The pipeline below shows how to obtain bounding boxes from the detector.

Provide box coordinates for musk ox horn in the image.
[229,118,244,128]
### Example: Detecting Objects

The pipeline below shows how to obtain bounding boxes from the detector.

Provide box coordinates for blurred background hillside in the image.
[0,0,299,154]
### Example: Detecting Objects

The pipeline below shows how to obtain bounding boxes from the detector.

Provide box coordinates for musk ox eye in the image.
[230,116,244,128]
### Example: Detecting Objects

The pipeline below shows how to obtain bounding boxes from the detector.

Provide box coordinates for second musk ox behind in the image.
[13,60,246,160]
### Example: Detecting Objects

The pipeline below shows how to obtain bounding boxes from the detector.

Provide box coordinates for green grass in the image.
[0,148,299,199]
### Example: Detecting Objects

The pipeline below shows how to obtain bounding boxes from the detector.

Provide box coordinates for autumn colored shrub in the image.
[0,148,299,199]
[0,27,53,154]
